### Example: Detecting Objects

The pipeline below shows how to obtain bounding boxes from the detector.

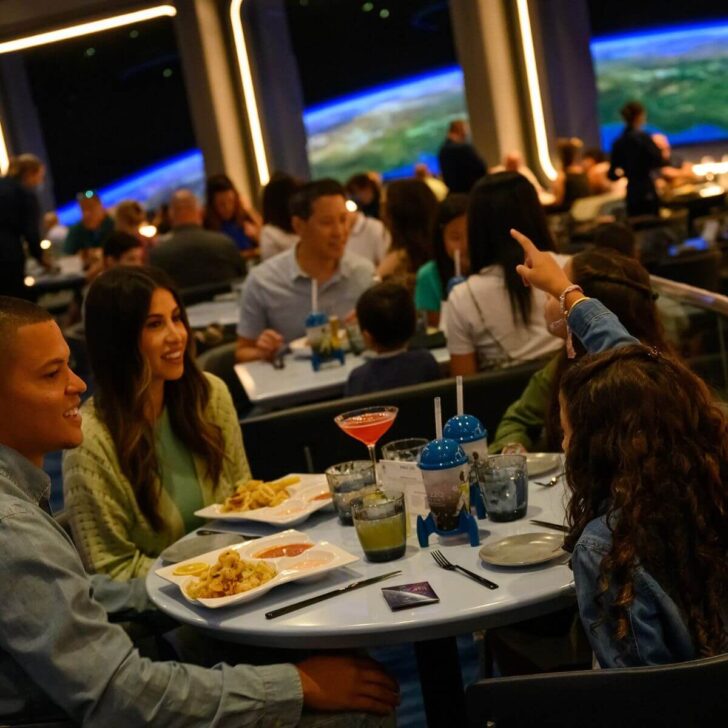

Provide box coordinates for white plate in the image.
[194,473,333,526]
[156,529,359,609]
[479,532,565,567]
[289,331,350,358]
[526,453,561,478]
[160,533,245,564]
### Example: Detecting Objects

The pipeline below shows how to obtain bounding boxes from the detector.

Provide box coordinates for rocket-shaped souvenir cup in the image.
[417,438,469,532]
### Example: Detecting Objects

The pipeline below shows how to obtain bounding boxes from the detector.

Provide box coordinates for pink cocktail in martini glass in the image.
[335,406,398,482]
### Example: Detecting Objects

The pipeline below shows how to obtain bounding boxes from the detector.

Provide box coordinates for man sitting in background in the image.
[150,189,244,290]
[102,230,144,269]
[0,295,399,726]
[236,179,374,362]
[64,192,114,260]
[346,206,390,267]
[345,282,441,396]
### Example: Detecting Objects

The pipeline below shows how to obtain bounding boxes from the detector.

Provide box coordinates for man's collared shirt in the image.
[0,443,302,726]
[237,246,374,343]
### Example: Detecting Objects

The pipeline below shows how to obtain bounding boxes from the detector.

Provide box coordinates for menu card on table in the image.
[378,460,429,529]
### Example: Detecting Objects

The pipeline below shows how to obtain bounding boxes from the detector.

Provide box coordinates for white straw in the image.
[434,397,443,440]
[454,248,461,278]
[456,375,464,416]
[311,279,318,313]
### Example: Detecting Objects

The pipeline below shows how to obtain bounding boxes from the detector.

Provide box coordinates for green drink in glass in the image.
[352,490,407,563]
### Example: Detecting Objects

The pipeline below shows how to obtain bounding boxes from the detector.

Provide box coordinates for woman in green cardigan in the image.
[63,266,251,579]
[491,248,669,453]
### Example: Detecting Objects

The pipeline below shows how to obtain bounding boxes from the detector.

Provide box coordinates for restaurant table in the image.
[185,298,240,329]
[235,348,451,408]
[146,474,574,726]
[26,255,86,295]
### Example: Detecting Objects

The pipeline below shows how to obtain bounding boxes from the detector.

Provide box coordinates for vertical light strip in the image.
[515,0,557,181]
[229,0,270,186]
[0,5,177,175]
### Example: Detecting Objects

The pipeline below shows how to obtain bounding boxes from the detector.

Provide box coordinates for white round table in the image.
[147,473,574,725]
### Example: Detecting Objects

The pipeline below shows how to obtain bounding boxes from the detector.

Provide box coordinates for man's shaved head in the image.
[169,189,202,227]
[0,297,53,369]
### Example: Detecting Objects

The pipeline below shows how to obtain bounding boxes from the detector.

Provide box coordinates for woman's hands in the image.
[511,229,573,298]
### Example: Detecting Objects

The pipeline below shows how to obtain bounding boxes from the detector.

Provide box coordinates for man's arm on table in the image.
[0,503,302,727]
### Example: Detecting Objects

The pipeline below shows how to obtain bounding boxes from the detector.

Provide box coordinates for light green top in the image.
[156,408,204,533]
[63,373,252,580]
[415,260,444,312]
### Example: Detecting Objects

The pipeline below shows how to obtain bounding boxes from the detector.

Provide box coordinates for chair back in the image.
[241,361,545,479]
[196,343,250,413]
[654,250,722,292]
[466,652,728,728]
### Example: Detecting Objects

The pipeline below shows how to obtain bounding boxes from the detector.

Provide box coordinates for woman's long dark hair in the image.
[263,172,302,232]
[560,346,728,657]
[433,194,469,299]
[544,248,667,449]
[204,173,251,231]
[85,266,226,531]
[468,172,555,325]
[385,179,438,273]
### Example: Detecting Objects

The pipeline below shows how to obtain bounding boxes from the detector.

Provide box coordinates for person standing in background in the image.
[438,119,487,194]
[0,154,46,299]
[608,101,666,217]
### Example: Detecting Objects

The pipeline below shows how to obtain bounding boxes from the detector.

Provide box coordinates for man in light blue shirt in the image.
[0,295,399,726]
[236,180,375,362]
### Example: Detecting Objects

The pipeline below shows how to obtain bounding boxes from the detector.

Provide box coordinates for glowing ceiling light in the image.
[40,239,52,250]
[139,224,158,238]
[230,0,270,186]
[345,200,358,212]
[0,5,177,175]
[515,0,558,181]
[24,276,36,287]
[0,6,176,54]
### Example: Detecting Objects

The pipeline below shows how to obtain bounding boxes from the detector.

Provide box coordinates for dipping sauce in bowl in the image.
[254,542,314,559]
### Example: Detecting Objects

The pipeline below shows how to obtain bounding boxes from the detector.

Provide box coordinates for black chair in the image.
[179,280,234,306]
[654,250,722,292]
[241,362,545,480]
[465,652,728,728]
[196,342,251,415]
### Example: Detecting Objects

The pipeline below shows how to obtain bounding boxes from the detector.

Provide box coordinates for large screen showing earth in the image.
[591,21,728,151]
[303,66,468,183]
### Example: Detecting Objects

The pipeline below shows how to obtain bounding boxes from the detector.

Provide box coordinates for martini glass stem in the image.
[367,444,379,486]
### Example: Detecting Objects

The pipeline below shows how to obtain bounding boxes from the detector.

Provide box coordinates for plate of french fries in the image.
[156,529,359,608]
[194,473,334,526]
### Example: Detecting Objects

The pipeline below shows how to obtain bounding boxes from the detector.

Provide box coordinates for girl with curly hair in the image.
[512,229,728,667]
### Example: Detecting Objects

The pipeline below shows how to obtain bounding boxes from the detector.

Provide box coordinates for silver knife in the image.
[265,570,402,619]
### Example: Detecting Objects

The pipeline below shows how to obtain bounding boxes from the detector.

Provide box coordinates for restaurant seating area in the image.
[2,1,728,726]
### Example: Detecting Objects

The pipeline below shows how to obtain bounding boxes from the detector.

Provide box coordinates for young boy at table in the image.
[0,295,399,726]
[345,282,441,396]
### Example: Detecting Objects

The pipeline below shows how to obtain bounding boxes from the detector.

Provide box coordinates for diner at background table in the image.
[0,295,400,727]
[236,179,374,363]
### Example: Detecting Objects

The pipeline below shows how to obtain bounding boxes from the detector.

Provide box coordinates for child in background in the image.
[345,282,441,396]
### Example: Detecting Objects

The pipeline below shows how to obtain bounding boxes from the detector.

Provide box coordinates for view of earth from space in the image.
[303,66,468,183]
[591,22,728,151]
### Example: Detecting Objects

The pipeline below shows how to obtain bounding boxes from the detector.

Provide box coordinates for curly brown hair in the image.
[544,248,668,449]
[560,345,728,657]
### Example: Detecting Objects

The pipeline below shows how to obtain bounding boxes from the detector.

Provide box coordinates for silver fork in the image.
[535,471,564,487]
[431,550,498,590]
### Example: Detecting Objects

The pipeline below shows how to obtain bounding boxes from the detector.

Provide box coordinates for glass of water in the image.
[480,454,528,522]
[380,437,428,462]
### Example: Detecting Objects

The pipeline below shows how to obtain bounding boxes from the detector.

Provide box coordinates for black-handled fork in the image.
[431,550,498,590]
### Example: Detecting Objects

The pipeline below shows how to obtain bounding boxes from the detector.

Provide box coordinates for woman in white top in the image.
[446,171,568,375]
[259,172,301,260]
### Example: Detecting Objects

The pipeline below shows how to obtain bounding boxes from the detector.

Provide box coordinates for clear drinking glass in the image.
[325,460,377,526]
[380,437,428,462]
[480,454,529,522]
[351,489,407,563]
